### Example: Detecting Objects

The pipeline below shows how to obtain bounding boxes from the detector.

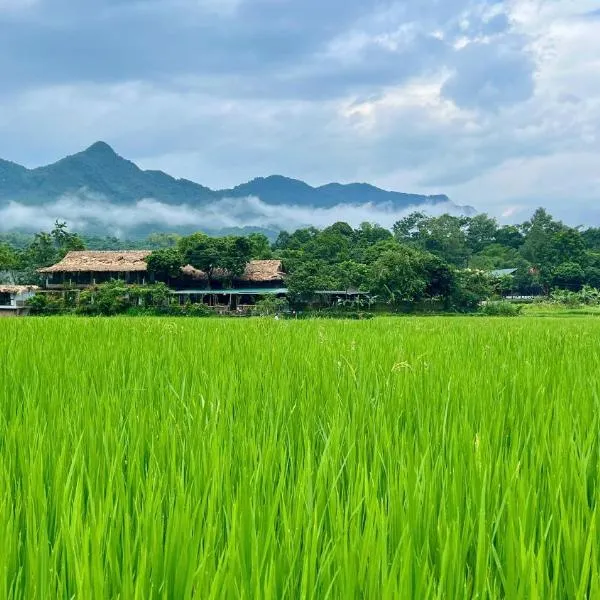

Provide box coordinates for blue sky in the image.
[0,0,599,223]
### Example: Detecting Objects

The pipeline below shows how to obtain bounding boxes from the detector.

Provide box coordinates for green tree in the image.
[220,237,253,279]
[447,270,494,311]
[355,222,392,246]
[286,260,337,299]
[469,244,521,270]
[393,213,470,267]
[0,244,18,281]
[520,208,564,268]
[495,225,524,249]
[466,214,498,253]
[370,246,429,304]
[248,233,273,259]
[51,221,85,258]
[552,262,585,291]
[178,233,252,287]
[548,229,586,268]
[145,233,182,249]
[146,248,183,281]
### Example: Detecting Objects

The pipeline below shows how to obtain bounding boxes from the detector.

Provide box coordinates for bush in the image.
[481,301,522,316]
[27,293,70,315]
[251,296,289,316]
[548,286,600,307]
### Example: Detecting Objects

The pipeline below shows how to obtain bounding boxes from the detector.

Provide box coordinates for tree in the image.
[370,246,429,304]
[495,225,524,249]
[469,244,521,270]
[393,213,470,267]
[392,212,426,244]
[332,261,371,291]
[548,229,586,268]
[220,237,253,279]
[421,254,454,298]
[446,270,494,312]
[51,221,85,258]
[248,233,273,259]
[146,233,182,249]
[0,244,18,276]
[585,266,600,288]
[520,208,564,268]
[146,248,183,281]
[273,231,291,251]
[286,260,337,299]
[465,214,498,253]
[552,262,585,291]
[355,222,392,247]
[178,233,252,287]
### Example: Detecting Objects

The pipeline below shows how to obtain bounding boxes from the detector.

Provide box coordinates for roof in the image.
[172,288,288,296]
[181,259,285,283]
[39,251,151,273]
[0,285,39,294]
[39,251,285,282]
[490,268,518,278]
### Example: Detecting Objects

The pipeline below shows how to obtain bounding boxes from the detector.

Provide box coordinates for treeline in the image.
[2,208,600,310]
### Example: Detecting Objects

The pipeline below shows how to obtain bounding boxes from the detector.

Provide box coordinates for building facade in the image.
[0,285,39,317]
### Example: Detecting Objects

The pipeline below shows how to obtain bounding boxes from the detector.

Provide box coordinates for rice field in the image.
[1,316,599,598]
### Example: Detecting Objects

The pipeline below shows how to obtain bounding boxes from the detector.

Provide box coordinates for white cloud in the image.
[0,194,468,235]
[0,0,599,227]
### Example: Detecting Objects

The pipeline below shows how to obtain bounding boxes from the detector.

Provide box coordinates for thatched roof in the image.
[181,260,285,282]
[0,285,39,294]
[39,251,285,282]
[240,260,285,282]
[38,251,152,273]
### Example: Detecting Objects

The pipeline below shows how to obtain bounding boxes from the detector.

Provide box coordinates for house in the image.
[0,285,39,317]
[174,259,287,310]
[38,251,153,288]
[38,251,287,311]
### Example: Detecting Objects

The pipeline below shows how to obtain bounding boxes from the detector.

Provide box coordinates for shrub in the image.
[481,301,522,316]
[26,293,69,315]
[251,296,289,316]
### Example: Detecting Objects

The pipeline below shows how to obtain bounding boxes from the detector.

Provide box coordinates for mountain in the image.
[0,142,472,212]
[0,142,217,206]
[223,176,454,209]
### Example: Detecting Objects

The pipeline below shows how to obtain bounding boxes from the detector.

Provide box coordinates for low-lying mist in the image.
[0,193,470,237]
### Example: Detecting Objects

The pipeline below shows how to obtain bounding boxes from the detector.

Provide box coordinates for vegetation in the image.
[6,207,600,314]
[0,317,599,597]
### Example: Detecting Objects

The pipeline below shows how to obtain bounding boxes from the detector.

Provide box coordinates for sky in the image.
[0,0,599,225]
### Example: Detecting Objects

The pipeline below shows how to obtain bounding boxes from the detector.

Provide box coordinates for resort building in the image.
[38,251,152,288]
[175,259,287,310]
[38,251,288,311]
[0,285,39,317]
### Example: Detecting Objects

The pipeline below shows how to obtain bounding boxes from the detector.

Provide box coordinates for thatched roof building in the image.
[180,259,285,283]
[0,285,39,295]
[38,251,285,290]
[0,285,39,315]
[39,251,151,273]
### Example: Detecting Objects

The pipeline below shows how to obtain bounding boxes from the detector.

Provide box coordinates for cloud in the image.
[0,0,599,226]
[441,40,535,109]
[0,194,468,236]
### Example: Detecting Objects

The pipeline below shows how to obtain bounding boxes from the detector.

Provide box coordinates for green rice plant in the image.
[0,316,599,598]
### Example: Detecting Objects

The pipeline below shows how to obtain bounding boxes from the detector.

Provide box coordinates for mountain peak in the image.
[84,141,118,156]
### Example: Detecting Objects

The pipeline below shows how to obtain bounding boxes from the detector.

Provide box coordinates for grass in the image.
[0,316,599,598]
[519,302,600,317]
